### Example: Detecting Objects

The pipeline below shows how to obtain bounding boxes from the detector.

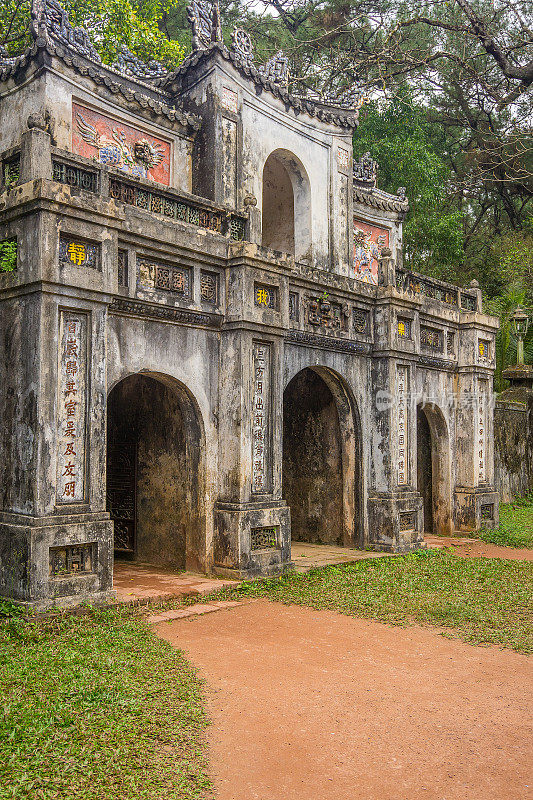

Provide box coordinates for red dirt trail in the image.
[425,535,533,562]
[155,600,532,800]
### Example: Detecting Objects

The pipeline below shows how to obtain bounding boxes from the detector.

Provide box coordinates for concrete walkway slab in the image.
[156,599,532,800]
[146,601,243,625]
[113,561,239,603]
[291,541,394,571]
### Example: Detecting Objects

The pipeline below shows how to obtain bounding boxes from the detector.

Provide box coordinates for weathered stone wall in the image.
[494,399,533,502]
[0,36,501,607]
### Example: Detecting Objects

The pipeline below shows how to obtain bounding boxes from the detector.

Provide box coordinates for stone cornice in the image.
[353,185,409,215]
[109,296,222,329]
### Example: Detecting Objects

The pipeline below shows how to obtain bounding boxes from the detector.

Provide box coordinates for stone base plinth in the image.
[0,512,114,607]
[367,492,424,552]
[454,488,499,531]
[213,500,292,578]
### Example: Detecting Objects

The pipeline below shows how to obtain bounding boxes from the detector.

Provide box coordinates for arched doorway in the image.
[416,403,452,536]
[283,367,361,547]
[262,149,312,261]
[106,373,205,572]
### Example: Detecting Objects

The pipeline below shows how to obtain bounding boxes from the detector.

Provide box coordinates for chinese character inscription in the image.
[56,313,87,503]
[252,343,270,494]
[397,365,409,485]
[477,379,487,484]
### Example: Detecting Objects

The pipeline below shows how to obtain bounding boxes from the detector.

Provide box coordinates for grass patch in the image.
[202,550,533,654]
[478,497,533,548]
[0,605,212,800]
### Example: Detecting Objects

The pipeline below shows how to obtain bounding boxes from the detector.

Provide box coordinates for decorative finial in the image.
[27,111,50,131]
[259,50,289,86]
[187,0,222,51]
[353,152,378,187]
[231,28,254,67]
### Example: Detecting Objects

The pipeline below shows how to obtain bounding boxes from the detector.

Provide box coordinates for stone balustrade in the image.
[0,137,248,242]
[396,267,480,312]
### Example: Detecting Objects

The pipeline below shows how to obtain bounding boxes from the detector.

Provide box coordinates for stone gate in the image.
[0,0,499,607]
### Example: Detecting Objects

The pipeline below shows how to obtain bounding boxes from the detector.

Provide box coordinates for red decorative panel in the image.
[353,218,389,285]
[72,103,171,186]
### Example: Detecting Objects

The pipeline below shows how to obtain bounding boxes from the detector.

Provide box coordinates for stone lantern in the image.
[500,306,533,402]
[511,305,529,365]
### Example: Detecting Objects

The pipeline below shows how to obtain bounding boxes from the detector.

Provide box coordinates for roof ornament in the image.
[353,152,378,187]
[0,45,17,67]
[323,88,366,110]
[231,28,254,68]
[230,27,289,85]
[113,45,167,80]
[187,0,222,51]
[30,0,101,62]
[258,50,289,86]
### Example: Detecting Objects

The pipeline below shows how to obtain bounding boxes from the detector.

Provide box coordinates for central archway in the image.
[106,373,205,572]
[282,367,361,547]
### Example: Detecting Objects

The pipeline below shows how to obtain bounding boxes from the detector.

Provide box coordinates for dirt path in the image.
[425,535,533,561]
[155,600,532,800]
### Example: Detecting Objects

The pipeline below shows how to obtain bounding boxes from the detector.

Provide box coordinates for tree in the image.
[354,94,465,279]
[0,0,187,67]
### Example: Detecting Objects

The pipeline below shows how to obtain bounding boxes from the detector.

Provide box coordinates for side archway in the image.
[262,149,312,262]
[282,366,362,547]
[417,403,453,536]
[106,371,206,572]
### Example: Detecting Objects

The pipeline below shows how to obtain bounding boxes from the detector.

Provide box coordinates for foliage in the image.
[478,498,533,549]
[0,0,187,68]
[354,95,465,278]
[0,606,212,800]
[0,239,17,272]
[485,286,533,391]
[193,550,533,653]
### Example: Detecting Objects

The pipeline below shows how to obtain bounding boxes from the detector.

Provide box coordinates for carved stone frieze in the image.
[109,297,222,329]
[285,330,369,354]
[305,295,348,331]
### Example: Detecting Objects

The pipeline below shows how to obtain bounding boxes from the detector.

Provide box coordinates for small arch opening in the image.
[262,149,312,261]
[282,367,362,548]
[417,403,453,537]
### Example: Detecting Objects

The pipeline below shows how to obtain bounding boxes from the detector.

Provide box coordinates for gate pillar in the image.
[0,200,114,608]
[213,246,292,578]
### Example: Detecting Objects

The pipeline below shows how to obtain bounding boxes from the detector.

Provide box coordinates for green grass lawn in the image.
[477,497,533,548]
[0,604,212,800]
[206,550,533,654]
[2,536,532,800]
